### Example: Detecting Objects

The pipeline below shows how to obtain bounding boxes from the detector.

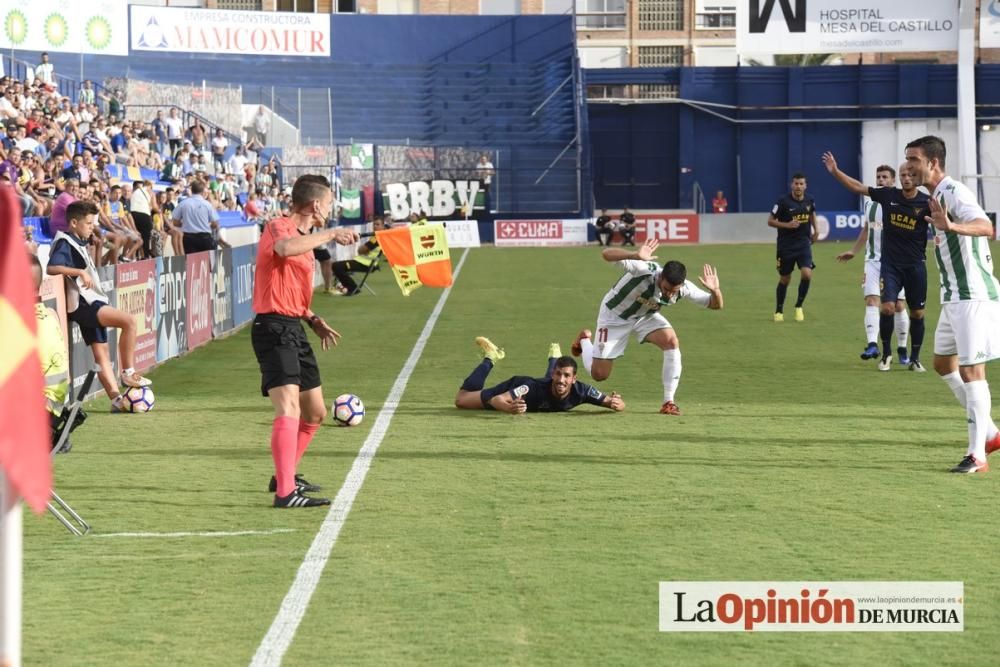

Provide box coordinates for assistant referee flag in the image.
[0,186,52,512]
[375,223,453,296]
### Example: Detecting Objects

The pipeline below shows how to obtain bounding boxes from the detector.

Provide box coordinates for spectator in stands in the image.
[595,209,615,246]
[160,188,183,255]
[477,154,494,192]
[187,118,206,154]
[160,157,181,184]
[243,189,261,217]
[60,155,81,181]
[228,145,249,186]
[19,151,50,216]
[49,178,79,235]
[100,88,123,120]
[192,153,208,176]
[255,162,274,192]
[35,53,55,91]
[105,184,142,262]
[151,109,168,157]
[165,107,183,155]
[82,124,113,162]
[78,80,95,106]
[211,128,228,175]
[712,190,728,213]
[24,108,43,135]
[172,179,219,254]
[0,93,18,122]
[0,149,34,215]
[92,190,126,266]
[130,179,154,258]
[251,105,269,145]
[110,124,130,161]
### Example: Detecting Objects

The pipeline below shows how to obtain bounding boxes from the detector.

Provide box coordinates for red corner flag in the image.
[0,186,52,512]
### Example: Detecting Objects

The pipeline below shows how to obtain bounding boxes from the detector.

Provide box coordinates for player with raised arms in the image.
[569,238,722,415]
[823,153,929,371]
[826,162,911,364]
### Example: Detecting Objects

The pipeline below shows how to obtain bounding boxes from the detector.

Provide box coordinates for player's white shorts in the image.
[593,312,671,360]
[934,300,1000,365]
[863,259,905,300]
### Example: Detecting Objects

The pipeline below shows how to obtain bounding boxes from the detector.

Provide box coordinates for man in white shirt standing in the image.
[35,52,55,90]
[252,105,270,144]
[164,107,184,156]
[906,135,1000,473]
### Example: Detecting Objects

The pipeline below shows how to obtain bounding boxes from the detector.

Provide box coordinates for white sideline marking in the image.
[250,248,471,667]
[95,529,296,539]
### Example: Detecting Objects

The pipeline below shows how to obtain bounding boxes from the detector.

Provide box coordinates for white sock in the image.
[122,367,135,376]
[964,381,992,461]
[864,306,879,345]
[581,338,594,375]
[942,371,968,410]
[895,309,910,348]
[662,348,682,402]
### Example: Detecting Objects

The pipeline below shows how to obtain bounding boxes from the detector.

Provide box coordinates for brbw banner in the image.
[737,0,958,55]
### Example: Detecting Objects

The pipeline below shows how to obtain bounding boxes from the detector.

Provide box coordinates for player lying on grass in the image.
[454,338,625,414]
[570,239,722,415]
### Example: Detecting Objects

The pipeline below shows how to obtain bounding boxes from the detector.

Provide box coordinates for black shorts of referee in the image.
[313,245,331,261]
[183,232,216,254]
[250,313,321,396]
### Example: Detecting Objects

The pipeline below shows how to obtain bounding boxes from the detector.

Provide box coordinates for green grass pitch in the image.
[22,242,1000,665]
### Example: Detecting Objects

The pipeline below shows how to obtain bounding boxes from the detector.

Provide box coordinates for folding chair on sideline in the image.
[353,251,383,296]
[47,369,97,536]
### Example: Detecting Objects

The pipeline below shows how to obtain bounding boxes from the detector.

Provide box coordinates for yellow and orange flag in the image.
[0,186,52,512]
[375,223,453,296]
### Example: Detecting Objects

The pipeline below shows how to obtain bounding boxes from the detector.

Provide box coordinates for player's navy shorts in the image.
[480,375,533,409]
[776,246,815,275]
[313,246,332,261]
[68,300,108,345]
[251,313,321,396]
[881,262,927,308]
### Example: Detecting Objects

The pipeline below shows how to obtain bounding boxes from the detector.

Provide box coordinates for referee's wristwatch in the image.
[307,314,321,325]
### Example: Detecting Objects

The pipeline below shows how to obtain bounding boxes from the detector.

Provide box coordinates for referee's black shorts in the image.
[251,313,321,396]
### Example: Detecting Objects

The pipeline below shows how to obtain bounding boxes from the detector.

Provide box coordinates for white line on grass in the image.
[94,529,297,539]
[250,248,472,667]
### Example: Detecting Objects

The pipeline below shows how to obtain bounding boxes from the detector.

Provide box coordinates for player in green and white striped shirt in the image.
[905,135,1000,473]
[569,238,723,415]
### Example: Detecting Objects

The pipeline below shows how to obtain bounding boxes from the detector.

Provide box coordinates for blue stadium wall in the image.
[587,64,1000,213]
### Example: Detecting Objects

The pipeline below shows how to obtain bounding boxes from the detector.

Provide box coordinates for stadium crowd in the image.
[1,67,289,264]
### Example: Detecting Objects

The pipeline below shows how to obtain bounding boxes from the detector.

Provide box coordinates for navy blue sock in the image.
[461,359,494,391]
[909,317,925,362]
[880,313,894,358]
[776,282,789,312]
[795,279,811,307]
[545,357,557,379]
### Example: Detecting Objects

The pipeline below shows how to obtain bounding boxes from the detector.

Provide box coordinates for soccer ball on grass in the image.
[122,386,155,413]
[332,393,364,427]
